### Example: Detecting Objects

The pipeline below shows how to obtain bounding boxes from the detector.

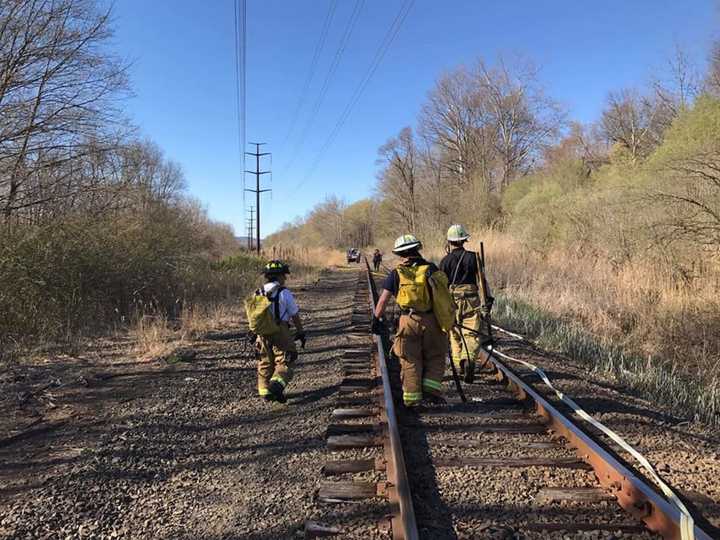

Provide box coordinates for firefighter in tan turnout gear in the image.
[439,224,493,383]
[372,235,455,407]
[245,261,306,403]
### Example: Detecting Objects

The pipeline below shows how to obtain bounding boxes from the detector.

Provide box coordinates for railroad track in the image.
[308,264,715,539]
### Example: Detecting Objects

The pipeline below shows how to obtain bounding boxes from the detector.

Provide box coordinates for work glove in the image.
[481,295,494,317]
[294,331,306,349]
[371,315,385,335]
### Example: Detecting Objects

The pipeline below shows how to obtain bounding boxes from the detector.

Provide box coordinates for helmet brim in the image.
[392,241,422,254]
[262,268,290,275]
[447,234,470,241]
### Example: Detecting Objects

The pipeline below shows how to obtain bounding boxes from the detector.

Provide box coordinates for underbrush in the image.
[0,216,264,360]
[129,251,323,360]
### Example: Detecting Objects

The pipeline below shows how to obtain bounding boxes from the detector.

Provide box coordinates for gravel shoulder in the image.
[0,267,360,540]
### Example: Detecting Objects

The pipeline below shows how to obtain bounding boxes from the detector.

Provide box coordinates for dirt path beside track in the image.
[0,267,359,540]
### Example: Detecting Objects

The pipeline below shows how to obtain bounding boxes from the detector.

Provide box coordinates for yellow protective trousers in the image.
[449,284,484,369]
[256,323,298,397]
[391,312,448,406]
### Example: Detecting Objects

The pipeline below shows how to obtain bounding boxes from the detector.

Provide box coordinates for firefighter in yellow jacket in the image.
[253,261,306,403]
[372,234,453,407]
[439,224,493,383]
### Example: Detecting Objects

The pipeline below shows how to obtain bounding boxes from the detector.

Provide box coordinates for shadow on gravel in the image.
[299,343,346,355]
[571,396,685,424]
[289,383,340,406]
[307,321,353,337]
[401,419,458,540]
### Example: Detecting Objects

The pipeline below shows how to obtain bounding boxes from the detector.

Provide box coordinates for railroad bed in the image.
[307,264,720,540]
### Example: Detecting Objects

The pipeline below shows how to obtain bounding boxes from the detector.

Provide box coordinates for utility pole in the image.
[244,142,271,255]
[246,206,255,250]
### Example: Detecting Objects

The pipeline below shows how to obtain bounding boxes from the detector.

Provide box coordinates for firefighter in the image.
[254,260,306,403]
[372,249,383,272]
[439,224,493,383]
[372,234,451,407]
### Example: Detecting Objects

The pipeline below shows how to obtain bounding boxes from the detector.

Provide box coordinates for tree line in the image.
[269,45,720,264]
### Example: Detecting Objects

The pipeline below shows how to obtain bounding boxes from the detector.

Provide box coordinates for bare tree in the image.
[377,127,419,232]
[600,89,668,161]
[653,45,701,112]
[419,67,492,184]
[475,58,564,189]
[0,0,128,220]
[419,56,564,193]
[706,40,720,96]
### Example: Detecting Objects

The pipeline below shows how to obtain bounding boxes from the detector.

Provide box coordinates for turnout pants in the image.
[256,323,298,397]
[449,284,484,370]
[392,312,448,406]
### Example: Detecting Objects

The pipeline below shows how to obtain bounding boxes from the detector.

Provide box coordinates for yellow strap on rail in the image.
[489,339,694,540]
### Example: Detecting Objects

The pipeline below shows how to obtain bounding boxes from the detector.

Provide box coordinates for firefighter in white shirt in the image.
[255,261,305,403]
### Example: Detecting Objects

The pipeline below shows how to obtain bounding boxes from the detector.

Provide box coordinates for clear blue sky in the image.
[110,0,718,237]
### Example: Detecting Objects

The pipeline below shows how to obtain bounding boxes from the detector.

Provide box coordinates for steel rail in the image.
[365,260,419,540]
[478,347,714,540]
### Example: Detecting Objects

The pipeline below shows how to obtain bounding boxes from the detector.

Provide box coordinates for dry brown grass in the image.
[471,229,720,369]
[130,315,178,361]
[130,304,240,361]
[180,304,237,338]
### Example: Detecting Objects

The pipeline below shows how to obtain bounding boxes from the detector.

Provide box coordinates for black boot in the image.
[423,394,447,405]
[268,381,287,404]
[463,361,475,384]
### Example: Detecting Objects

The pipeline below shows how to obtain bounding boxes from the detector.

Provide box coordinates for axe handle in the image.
[476,243,495,340]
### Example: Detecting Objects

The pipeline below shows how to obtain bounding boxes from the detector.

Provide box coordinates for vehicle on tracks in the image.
[346,248,361,263]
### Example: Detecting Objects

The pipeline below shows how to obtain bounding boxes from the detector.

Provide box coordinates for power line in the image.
[282,0,365,173]
[293,0,414,191]
[242,0,246,182]
[281,0,338,150]
[233,0,247,208]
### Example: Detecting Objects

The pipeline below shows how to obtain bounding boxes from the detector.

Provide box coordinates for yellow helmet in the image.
[392,234,422,254]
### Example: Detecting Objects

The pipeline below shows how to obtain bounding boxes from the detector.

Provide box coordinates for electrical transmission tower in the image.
[246,206,255,250]
[245,143,271,255]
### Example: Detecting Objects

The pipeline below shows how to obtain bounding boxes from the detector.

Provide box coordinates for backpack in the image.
[244,286,285,336]
[396,264,433,312]
[396,264,456,333]
[428,270,456,333]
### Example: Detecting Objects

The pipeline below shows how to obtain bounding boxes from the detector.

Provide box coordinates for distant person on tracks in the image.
[247,260,306,404]
[439,224,493,384]
[372,248,383,272]
[371,235,454,408]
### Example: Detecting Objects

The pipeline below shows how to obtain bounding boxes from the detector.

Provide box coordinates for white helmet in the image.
[392,234,422,254]
[447,224,470,242]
